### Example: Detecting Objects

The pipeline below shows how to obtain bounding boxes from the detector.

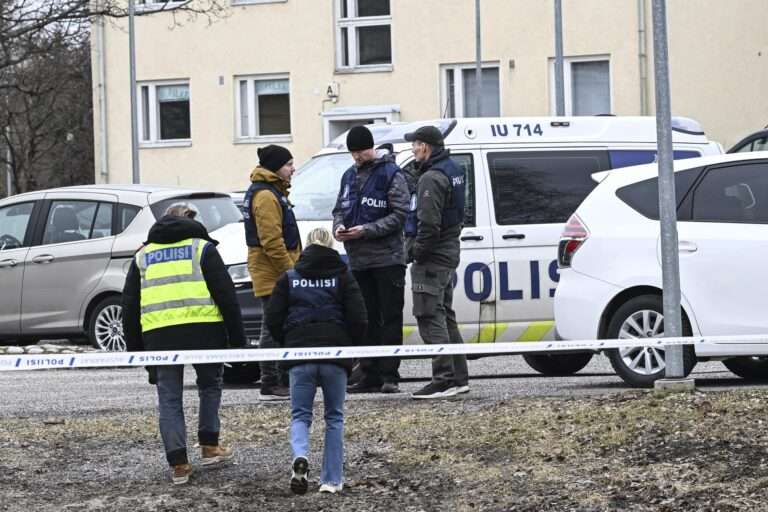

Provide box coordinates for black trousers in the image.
[259,295,286,387]
[352,265,405,385]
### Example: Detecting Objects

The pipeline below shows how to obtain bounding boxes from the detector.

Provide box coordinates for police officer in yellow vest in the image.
[122,203,246,485]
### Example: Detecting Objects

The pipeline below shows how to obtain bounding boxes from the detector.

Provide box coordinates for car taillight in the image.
[558,214,589,268]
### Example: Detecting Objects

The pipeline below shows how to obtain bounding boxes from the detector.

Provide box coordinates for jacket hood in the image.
[294,245,348,278]
[146,216,218,245]
[250,166,290,194]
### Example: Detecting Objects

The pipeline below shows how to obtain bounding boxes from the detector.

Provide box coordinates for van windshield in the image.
[291,153,354,220]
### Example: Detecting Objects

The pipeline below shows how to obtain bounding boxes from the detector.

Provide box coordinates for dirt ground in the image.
[3,389,768,511]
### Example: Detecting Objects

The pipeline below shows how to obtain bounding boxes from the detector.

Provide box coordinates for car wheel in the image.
[605,295,695,388]
[88,296,126,351]
[223,362,261,385]
[722,357,768,381]
[523,353,593,376]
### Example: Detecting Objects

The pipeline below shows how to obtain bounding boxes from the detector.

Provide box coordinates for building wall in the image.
[92,0,768,190]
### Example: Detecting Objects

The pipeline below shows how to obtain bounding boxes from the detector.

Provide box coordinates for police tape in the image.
[3,334,768,372]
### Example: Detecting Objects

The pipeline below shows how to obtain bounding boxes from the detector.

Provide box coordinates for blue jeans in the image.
[155,364,223,466]
[289,363,347,486]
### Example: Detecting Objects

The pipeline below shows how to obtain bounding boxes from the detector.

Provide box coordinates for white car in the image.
[554,152,768,386]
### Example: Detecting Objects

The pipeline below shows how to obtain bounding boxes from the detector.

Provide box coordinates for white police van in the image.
[288,117,722,376]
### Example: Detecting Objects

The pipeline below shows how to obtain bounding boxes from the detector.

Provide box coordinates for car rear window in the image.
[615,168,702,220]
[150,194,242,232]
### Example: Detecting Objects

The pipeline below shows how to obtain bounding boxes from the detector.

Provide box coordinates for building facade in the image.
[91,0,768,190]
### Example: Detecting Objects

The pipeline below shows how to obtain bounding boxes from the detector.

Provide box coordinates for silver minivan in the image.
[0,184,256,350]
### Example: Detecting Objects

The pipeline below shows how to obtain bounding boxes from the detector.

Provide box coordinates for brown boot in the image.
[171,463,193,485]
[201,444,234,466]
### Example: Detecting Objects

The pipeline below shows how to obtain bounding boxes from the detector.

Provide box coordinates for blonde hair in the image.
[306,227,334,248]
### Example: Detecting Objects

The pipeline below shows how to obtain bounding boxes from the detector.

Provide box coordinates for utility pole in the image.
[474,0,482,117]
[129,0,140,184]
[554,0,565,115]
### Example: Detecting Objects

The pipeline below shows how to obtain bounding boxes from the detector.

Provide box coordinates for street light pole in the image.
[474,0,482,117]
[5,126,11,197]
[554,0,565,116]
[129,0,140,184]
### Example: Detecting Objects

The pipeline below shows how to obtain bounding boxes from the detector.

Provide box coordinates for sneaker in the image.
[380,382,400,394]
[454,384,470,395]
[319,483,343,494]
[259,385,290,401]
[290,456,310,495]
[411,381,459,400]
[200,444,234,466]
[171,463,193,485]
[346,381,381,394]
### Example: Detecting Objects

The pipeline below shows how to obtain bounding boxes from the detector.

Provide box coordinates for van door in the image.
[485,149,610,342]
[402,151,496,344]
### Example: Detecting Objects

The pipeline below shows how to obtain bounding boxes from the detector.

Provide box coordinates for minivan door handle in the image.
[460,235,484,242]
[0,259,17,268]
[502,233,526,240]
[678,241,698,253]
[31,254,55,264]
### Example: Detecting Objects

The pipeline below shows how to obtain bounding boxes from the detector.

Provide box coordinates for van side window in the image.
[689,163,768,223]
[615,168,702,220]
[42,201,114,244]
[117,204,141,234]
[0,202,35,250]
[402,153,476,227]
[487,150,609,225]
[608,150,701,169]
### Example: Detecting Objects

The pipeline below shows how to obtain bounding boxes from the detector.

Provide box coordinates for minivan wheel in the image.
[722,357,768,381]
[523,353,593,376]
[88,296,125,351]
[605,295,695,388]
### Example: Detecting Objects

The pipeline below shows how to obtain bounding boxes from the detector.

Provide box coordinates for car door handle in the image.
[0,259,17,268]
[502,233,526,240]
[678,241,698,253]
[31,254,55,264]
[460,235,484,242]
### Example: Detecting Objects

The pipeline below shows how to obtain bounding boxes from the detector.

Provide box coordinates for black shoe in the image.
[346,381,381,394]
[290,456,309,495]
[411,381,458,400]
[380,382,400,394]
[260,384,289,401]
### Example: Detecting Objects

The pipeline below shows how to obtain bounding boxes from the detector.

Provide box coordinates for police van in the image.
[287,117,722,376]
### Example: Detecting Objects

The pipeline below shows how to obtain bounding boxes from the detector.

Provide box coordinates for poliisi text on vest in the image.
[292,278,338,288]
[360,197,387,208]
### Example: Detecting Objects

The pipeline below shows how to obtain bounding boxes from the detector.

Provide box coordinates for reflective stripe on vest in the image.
[136,238,223,332]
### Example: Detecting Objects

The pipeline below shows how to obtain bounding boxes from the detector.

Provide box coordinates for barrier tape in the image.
[2,334,768,372]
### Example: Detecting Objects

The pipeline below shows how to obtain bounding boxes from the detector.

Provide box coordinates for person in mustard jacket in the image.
[243,145,302,400]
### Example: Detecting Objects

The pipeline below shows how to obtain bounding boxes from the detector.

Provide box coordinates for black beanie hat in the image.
[346,125,374,152]
[257,145,293,172]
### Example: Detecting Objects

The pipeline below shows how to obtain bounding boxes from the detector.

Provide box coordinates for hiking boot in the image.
[411,381,459,400]
[290,456,310,495]
[319,483,343,494]
[200,444,234,466]
[259,384,290,401]
[171,463,193,485]
[380,382,400,394]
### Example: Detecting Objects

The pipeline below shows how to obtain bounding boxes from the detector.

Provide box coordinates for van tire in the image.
[723,357,768,381]
[605,294,695,388]
[523,353,593,376]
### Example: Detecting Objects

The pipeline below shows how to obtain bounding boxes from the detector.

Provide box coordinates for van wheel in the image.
[605,294,695,388]
[88,296,126,352]
[223,362,261,385]
[723,357,768,381]
[523,353,593,376]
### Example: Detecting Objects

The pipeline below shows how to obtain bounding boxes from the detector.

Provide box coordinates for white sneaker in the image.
[319,483,343,494]
[454,385,470,395]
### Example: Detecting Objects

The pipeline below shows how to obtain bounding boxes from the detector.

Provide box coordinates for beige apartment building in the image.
[91,0,768,190]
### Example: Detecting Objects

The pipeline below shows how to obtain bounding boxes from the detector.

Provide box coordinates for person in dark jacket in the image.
[331,125,409,394]
[403,125,470,400]
[122,203,246,485]
[265,227,367,495]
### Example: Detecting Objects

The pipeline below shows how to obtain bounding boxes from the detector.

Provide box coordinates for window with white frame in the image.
[549,56,611,115]
[137,0,185,8]
[138,81,191,144]
[236,75,291,140]
[336,0,392,70]
[441,63,500,118]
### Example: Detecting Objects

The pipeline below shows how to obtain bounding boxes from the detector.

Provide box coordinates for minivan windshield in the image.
[151,194,242,232]
[291,153,354,220]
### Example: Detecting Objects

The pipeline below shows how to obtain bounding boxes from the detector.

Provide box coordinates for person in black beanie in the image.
[332,125,410,394]
[243,144,301,400]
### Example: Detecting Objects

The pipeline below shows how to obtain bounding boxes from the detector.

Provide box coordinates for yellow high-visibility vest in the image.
[136,238,223,332]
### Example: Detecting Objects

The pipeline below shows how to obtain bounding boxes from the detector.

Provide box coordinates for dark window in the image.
[258,93,291,135]
[608,150,701,170]
[571,60,610,115]
[357,0,389,16]
[690,162,768,223]
[157,85,190,140]
[42,201,112,244]
[616,168,703,220]
[357,25,391,65]
[0,202,34,250]
[488,151,610,225]
[117,204,142,235]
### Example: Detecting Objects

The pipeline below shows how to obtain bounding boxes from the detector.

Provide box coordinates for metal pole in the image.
[474,0,482,117]
[5,126,11,197]
[651,0,684,378]
[637,0,649,116]
[129,0,140,184]
[554,0,565,116]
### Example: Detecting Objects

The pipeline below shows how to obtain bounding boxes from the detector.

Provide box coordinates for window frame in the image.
[440,62,501,118]
[231,0,287,5]
[234,74,292,143]
[335,0,393,73]
[135,0,186,12]
[548,55,612,116]
[137,79,192,148]
[40,200,116,245]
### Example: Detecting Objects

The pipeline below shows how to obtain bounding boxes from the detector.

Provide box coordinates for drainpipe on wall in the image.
[638,0,649,116]
[94,12,109,182]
